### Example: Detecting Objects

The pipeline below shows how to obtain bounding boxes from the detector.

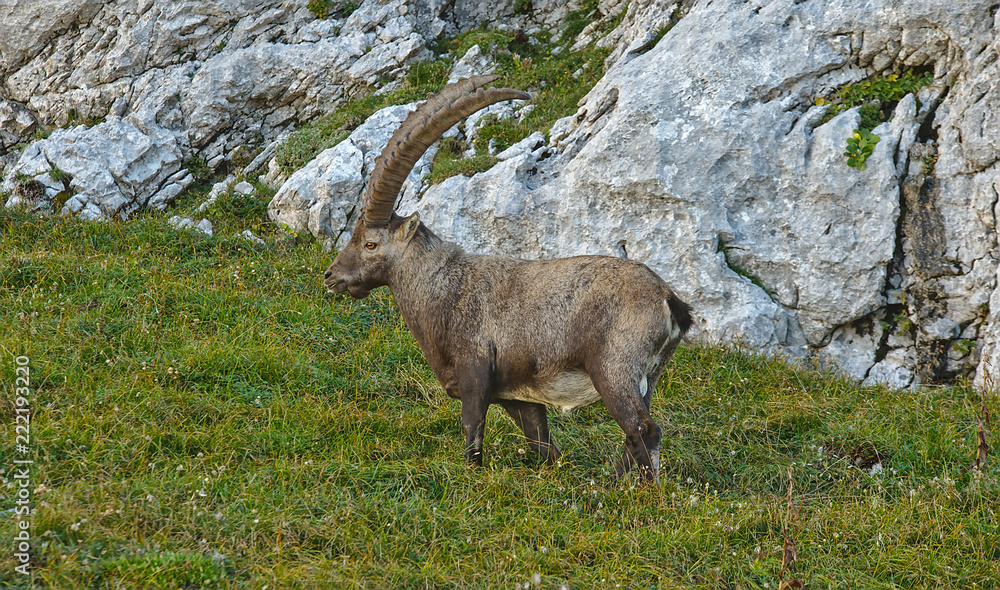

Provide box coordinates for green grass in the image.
[1,205,998,588]
[423,137,499,186]
[458,33,611,156]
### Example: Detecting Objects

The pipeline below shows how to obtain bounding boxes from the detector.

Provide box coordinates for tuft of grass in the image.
[182,156,213,186]
[636,8,685,56]
[307,0,359,19]
[426,148,499,185]
[464,40,611,155]
[96,550,229,588]
[562,0,601,44]
[420,25,613,184]
[1,209,998,588]
[48,166,72,186]
[64,108,104,129]
[922,152,939,174]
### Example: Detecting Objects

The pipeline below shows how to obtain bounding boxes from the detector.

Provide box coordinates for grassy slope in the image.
[1,204,998,589]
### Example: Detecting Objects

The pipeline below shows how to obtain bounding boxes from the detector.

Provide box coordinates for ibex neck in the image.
[386,226,465,311]
[386,227,467,362]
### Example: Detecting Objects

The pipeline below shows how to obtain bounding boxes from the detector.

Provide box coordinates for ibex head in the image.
[324,76,529,299]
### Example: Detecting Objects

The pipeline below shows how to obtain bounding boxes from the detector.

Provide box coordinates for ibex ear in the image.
[396,212,420,243]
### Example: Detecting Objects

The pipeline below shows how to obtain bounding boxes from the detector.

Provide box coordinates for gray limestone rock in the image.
[0,0,449,218]
[2,118,182,220]
[169,216,214,236]
[0,100,38,152]
[241,230,267,246]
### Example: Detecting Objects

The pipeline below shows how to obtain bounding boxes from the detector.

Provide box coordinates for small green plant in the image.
[339,0,359,17]
[426,136,499,185]
[639,8,685,55]
[64,108,104,128]
[953,339,977,356]
[562,0,601,44]
[893,309,912,335]
[817,70,933,129]
[307,0,332,18]
[49,165,72,186]
[231,142,264,170]
[921,153,938,174]
[641,25,674,54]
[844,128,880,171]
[203,186,270,221]
[183,156,213,185]
[816,70,932,170]
[513,0,533,16]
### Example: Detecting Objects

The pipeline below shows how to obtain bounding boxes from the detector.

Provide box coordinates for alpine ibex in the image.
[324,75,692,482]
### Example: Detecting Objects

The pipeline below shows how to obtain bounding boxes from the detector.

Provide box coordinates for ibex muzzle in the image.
[324,75,692,482]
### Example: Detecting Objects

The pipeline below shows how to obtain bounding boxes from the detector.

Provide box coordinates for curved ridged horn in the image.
[361,75,530,227]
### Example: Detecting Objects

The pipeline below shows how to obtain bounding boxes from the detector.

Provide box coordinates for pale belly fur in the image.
[495,369,602,412]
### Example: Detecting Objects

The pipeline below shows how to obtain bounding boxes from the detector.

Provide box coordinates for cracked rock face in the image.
[1,118,185,219]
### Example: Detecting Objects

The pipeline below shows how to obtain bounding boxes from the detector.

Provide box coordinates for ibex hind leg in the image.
[498,399,560,464]
[587,358,662,484]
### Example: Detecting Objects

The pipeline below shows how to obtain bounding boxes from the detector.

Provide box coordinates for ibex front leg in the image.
[457,358,493,466]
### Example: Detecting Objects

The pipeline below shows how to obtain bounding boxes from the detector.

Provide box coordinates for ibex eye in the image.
[365,242,377,250]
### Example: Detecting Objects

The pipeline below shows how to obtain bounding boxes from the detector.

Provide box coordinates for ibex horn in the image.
[361,75,530,227]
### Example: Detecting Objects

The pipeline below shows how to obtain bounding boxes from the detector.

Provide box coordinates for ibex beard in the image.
[325,75,692,483]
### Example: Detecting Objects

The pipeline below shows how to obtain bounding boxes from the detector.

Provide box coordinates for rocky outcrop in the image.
[267,42,526,248]
[1,118,186,219]
[511,0,999,389]
[0,0,568,218]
